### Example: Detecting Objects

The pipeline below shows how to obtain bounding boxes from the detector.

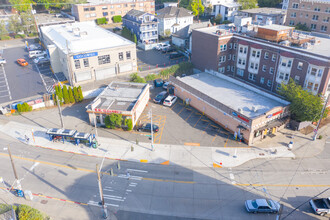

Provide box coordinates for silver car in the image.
[0,59,6,65]
[245,199,280,213]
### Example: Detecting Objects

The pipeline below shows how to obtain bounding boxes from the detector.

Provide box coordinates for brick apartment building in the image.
[191,24,330,106]
[71,0,155,23]
[284,0,330,34]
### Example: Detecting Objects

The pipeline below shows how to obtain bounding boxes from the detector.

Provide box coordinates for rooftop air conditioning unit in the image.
[238,108,243,113]
[252,106,258,112]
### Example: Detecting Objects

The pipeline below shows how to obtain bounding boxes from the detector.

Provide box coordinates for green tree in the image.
[17,204,45,220]
[62,85,70,104]
[96,17,107,25]
[130,73,146,83]
[188,0,204,17]
[238,0,258,9]
[295,23,310,31]
[8,15,22,35]
[164,29,171,37]
[104,115,112,128]
[68,87,75,103]
[20,12,37,35]
[73,87,79,102]
[205,4,213,14]
[133,34,137,44]
[112,15,122,23]
[214,14,223,24]
[126,118,133,131]
[279,79,328,122]
[258,0,282,7]
[9,0,33,12]
[0,20,8,37]
[55,85,63,104]
[17,104,22,112]
[77,86,84,102]
[110,113,123,128]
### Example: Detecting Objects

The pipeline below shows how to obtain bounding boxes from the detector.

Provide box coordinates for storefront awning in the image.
[255,116,289,132]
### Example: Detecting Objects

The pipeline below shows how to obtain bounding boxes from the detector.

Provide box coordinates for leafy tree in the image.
[73,87,79,102]
[96,17,107,25]
[112,15,122,23]
[16,204,45,220]
[188,0,204,17]
[126,118,133,131]
[20,12,37,35]
[295,23,310,32]
[258,0,282,7]
[179,0,189,8]
[214,14,223,24]
[77,86,84,102]
[104,115,112,128]
[62,85,70,104]
[68,87,75,103]
[164,29,171,36]
[0,20,8,37]
[104,114,123,129]
[133,34,137,44]
[145,74,158,82]
[9,0,33,12]
[17,103,22,112]
[238,0,258,9]
[130,73,146,83]
[55,85,63,103]
[37,0,51,10]
[8,15,22,35]
[279,79,328,122]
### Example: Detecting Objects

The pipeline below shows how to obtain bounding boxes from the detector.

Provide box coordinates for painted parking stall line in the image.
[0,65,12,100]
[35,63,57,94]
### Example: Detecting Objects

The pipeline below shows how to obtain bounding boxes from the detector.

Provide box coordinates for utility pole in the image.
[313,93,330,141]
[93,109,99,139]
[7,145,21,190]
[96,164,108,219]
[57,97,64,128]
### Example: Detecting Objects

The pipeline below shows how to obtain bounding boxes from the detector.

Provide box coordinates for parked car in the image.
[17,59,28,66]
[245,199,280,213]
[27,44,43,51]
[34,57,50,65]
[0,59,6,65]
[154,78,164,87]
[163,95,177,107]
[138,123,159,132]
[29,50,47,59]
[153,91,168,104]
[309,198,330,216]
[169,52,184,60]
[163,81,169,90]
[156,43,170,51]
[162,47,175,53]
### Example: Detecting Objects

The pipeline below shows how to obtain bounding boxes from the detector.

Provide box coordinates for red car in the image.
[17,59,28,66]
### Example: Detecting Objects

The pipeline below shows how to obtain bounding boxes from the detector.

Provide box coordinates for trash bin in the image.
[16,189,24,197]
[288,141,293,150]
[24,190,33,201]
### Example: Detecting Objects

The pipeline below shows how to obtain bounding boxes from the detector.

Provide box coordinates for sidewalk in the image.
[0,120,315,168]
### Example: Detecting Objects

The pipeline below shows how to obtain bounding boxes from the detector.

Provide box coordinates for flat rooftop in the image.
[40,21,134,54]
[34,13,75,26]
[91,82,147,112]
[177,72,289,118]
[239,7,286,15]
[195,25,330,57]
[259,24,294,31]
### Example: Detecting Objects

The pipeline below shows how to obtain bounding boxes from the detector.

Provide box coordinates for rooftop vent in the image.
[79,31,88,36]
[238,108,243,113]
[251,106,258,112]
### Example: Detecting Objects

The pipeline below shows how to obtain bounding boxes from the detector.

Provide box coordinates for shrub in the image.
[112,15,122,23]
[130,73,146,83]
[133,34,137,44]
[96,17,107,25]
[14,35,21,39]
[29,32,38,37]
[104,115,112,128]
[16,103,32,112]
[222,20,232,24]
[77,86,84,102]
[16,204,45,220]
[105,113,123,129]
[62,85,70,104]
[126,118,133,131]
[145,74,158,82]
[73,87,79,102]
[0,35,11,40]
[319,135,323,139]
[68,87,75,103]
[0,204,12,214]
[17,103,22,112]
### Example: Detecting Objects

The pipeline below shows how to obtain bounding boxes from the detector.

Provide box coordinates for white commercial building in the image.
[210,0,240,22]
[40,21,137,86]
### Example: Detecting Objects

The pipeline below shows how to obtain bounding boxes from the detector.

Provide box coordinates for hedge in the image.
[0,204,49,220]
[54,85,84,105]
[159,62,194,79]
[130,73,146,83]
[104,113,123,129]
[112,15,122,23]
[96,17,107,25]
[0,35,11,40]
[145,74,158,82]
[17,102,32,112]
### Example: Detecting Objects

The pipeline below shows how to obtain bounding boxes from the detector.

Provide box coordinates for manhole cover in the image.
[41,200,48,204]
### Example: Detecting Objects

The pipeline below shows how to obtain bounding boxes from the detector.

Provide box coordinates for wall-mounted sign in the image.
[73,52,98,60]
[232,112,238,116]
[266,110,283,118]
[95,108,122,114]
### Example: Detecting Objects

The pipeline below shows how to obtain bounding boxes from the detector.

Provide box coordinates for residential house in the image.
[156,6,193,36]
[172,21,211,52]
[123,9,158,44]
[210,0,240,22]
[237,7,287,25]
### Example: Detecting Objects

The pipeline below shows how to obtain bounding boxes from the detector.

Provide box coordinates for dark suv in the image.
[138,123,159,132]
[153,91,168,104]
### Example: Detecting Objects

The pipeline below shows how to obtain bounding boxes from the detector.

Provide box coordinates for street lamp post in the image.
[313,93,330,141]
[96,164,108,219]
[57,97,64,129]
[7,145,21,190]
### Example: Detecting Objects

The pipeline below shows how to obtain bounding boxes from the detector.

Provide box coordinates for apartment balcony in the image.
[140,26,158,32]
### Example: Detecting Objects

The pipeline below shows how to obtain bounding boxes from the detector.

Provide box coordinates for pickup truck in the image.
[309,197,330,216]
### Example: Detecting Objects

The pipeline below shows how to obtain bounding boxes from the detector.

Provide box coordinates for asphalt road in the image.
[0,132,329,220]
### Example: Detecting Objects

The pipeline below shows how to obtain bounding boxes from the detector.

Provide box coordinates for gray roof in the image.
[239,7,286,15]
[172,21,211,39]
[156,6,193,19]
[125,9,148,18]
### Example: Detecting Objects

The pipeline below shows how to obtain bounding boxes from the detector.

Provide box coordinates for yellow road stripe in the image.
[212,135,217,143]
[235,183,330,187]
[170,101,178,109]
[224,136,229,147]
[184,143,200,146]
[185,111,194,121]
[193,116,202,128]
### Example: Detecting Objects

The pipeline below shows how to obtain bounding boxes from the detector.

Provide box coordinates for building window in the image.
[272,54,276,61]
[220,44,227,52]
[311,24,317,30]
[227,66,230,71]
[307,82,313,90]
[90,7,95,11]
[74,60,80,69]
[111,11,115,15]
[288,60,292,68]
[312,15,319,21]
[323,17,329,22]
[294,75,300,84]
[297,62,303,70]
[83,58,89,67]
[234,43,237,49]
[232,55,236,61]
[264,52,269,59]
[117,5,121,8]
[292,3,298,8]
[98,55,110,65]
[269,67,274,74]
[119,52,124,61]
[248,73,256,81]
[267,80,272,87]
[139,3,144,6]
[124,4,128,7]
[237,68,244,76]
[90,13,96,17]
[314,84,319,91]
[228,54,231,60]
[229,43,232,49]
[102,6,108,10]
[276,84,282,91]
[291,12,296,18]
[260,77,264,84]
[305,14,309,18]
[84,8,90,11]
[231,66,235,72]
[117,11,122,14]
[321,25,328,32]
[126,51,131,59]
[103,12,108,16]
[238,58,245,65]
[262,65,267,72]
[218,67,225,73]
[289,20,295,26]
[239,46,247,54]
[314,6,320,12]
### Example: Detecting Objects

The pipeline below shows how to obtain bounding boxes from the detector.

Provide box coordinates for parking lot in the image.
[0,46,58,104]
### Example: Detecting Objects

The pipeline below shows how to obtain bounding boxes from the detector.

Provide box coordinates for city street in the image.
[0,131,329,219]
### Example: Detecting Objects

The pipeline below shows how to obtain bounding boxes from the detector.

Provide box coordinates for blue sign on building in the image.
[73,52,98,60]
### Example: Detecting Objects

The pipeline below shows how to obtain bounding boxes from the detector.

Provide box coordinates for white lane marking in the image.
[129,184,137,187]
[126,189,132,192]
[35,64,48,91]
[103,196,124,202]
[103,195,123,199]
[126,169,148,173]
[88,201,119,207]
[1,66,11,100]
[103,189,114,192]
[229,173,235,180]
[105,203,119,207]
[29,162,39,171]
[118,174,142,180]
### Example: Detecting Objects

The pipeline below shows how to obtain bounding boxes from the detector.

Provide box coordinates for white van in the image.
[29,50,46,59]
